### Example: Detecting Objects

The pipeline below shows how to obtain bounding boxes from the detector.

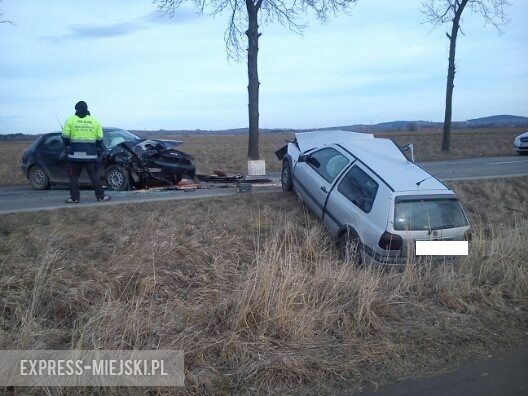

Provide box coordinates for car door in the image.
[37,134,68,182]
[293,147,350,219]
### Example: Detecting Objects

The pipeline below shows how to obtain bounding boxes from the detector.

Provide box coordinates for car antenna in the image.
[55,114,63,131]
[416,172,441,186]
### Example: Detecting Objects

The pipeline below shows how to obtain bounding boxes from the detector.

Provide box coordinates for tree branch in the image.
[155,0,358,60]
[421,0,510,33]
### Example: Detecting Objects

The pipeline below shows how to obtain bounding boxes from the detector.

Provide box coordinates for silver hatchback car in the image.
[514,131,528,154]
[276,131,471,265]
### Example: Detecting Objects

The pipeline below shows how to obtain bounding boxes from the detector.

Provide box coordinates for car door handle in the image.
[320,186,327,193]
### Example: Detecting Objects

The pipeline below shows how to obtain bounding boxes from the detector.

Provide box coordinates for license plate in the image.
[148,168,162,173]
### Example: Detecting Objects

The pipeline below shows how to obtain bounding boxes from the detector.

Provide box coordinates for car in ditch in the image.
[513,131,528,155]
[276,130,471,265]
[21,128,196,190]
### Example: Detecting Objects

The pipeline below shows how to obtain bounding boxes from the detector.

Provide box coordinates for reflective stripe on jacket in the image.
[62,115,103,161]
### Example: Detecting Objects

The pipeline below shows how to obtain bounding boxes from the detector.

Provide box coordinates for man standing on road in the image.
[62,101,111,203]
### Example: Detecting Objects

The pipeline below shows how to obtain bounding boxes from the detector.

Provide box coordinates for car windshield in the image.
[103,129,141,149]
[394,198,468,231]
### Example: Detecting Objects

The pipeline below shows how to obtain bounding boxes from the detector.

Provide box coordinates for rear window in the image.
[394,198,468,231]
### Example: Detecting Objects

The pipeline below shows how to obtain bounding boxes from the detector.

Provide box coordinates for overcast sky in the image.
[1,0,527,134]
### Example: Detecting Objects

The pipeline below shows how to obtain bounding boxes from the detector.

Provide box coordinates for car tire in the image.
[105,165,130,191]
[338,231,363,265]
[281,159,293,192]
[517,150,528,156]
[28,165,51,190]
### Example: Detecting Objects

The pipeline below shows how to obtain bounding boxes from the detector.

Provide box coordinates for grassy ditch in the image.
[0,177,527,394]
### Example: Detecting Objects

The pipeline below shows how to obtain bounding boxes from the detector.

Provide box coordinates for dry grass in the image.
[168,133,293,175]
[377,127,525,162]
[0,127,524,186]
[0,177,527,394]
[0,141,30,186]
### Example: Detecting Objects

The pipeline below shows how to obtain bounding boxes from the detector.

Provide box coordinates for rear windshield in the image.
[394,198,468,231]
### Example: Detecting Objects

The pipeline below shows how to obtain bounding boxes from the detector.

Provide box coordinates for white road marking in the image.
[488,160,528,165]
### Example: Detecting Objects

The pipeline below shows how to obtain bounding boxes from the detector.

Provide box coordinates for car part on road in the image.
[172,174,183,184]
[29,165,50,190]
[196,173,243,183]
[236,182,253,193]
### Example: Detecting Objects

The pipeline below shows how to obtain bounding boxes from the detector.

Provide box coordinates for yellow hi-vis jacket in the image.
[62,115,103,161]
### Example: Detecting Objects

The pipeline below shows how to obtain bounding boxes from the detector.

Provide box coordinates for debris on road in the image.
[195,171,244,183]
[236,182,252,193]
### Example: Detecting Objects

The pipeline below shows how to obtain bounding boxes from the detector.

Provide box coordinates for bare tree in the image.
[156,0,358,160]
[0,0,14,25]
[422,0,509,151]
[1,13,14,24]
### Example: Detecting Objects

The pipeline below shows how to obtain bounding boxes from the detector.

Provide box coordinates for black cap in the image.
[75,101,88,112]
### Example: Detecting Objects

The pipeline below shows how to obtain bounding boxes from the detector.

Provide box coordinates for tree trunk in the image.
[442,0,468,152]
[246,1,261,160]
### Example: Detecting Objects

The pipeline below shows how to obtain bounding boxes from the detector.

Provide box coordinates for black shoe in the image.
[97,195,112,202]
[65,197,79,204]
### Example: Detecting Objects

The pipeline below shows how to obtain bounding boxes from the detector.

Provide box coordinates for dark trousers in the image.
[67,161,105,201]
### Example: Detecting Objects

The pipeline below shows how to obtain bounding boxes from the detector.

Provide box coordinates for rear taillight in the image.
[378,231,403,250]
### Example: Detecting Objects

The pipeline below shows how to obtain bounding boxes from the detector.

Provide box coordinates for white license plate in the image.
[148,168,162,173]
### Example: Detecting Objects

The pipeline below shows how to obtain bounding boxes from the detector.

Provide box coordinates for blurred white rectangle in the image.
[416,241,468,256]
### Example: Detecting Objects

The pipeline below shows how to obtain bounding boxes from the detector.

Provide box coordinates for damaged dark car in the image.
[20,128,196,190]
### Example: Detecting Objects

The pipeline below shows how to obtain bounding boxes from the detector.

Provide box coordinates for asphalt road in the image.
[420,155,528,181]
[0,156,526,215]
[358,346,528,396]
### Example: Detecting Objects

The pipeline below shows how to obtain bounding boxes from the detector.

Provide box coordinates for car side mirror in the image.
[298,154,308,163]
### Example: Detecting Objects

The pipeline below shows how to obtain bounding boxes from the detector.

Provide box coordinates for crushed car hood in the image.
[295,130,374,153]
[115,139,191,159]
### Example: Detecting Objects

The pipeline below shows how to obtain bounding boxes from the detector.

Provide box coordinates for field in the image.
[0,177,527,394]
[0,127,524,186]
[0,141,30,186]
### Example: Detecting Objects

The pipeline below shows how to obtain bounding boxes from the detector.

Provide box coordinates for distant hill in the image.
[0,133,39,142]
[131,128,294,137]
[132,115,527,136]
[318,120,439,133]
[320,115,528,133]
[1,115,526,141]
[466,115,528,127]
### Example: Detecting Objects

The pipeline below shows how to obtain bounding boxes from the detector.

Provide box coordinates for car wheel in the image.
[105,165,130,191]
[28,165,50,190]
[281,159,293,192]
[338,231,363,265]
